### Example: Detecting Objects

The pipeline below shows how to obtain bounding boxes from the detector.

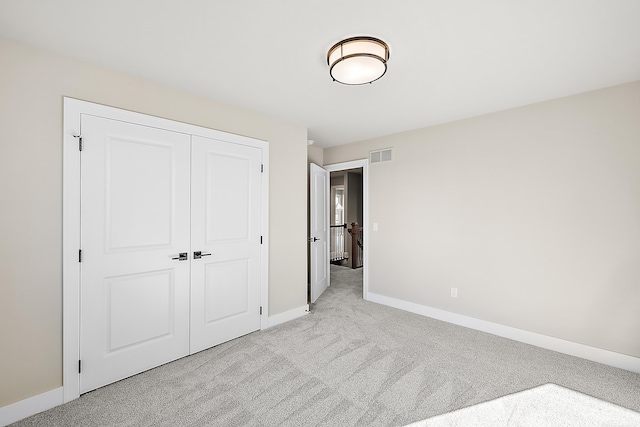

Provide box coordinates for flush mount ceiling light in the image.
[327,36,390,85]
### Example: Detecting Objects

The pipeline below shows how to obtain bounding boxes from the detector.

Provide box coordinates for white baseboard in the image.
[0,387,63,427]
[267,304,310,328]
[367,292,640,374]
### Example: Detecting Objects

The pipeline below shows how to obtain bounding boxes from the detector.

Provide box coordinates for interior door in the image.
[80,114,191,393]
[310,163,329,303]
[189,135,262,353]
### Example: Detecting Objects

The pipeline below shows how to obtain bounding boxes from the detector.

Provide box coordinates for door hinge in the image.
[73,134,83,151]
[78,249,82,262]
[260,236,263,244]
[78,360,82,374]
[261,164,263,173]
[260,306,263,315]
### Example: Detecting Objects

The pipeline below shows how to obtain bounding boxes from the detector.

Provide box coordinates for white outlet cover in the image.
[451,288,458,298]
[373,223,379,231]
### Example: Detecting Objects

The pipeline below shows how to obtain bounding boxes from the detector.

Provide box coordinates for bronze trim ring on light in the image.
[327,36,390,85]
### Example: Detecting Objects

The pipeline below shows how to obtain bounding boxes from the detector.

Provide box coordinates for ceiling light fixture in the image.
[327,36,390,85]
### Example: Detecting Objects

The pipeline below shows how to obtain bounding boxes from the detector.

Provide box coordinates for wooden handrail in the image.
[348,222,363,269]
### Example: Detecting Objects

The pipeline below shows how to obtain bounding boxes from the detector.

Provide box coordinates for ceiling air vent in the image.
[370,148,392,164]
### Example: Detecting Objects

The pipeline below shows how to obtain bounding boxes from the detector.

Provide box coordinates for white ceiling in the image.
[1,1,639,147]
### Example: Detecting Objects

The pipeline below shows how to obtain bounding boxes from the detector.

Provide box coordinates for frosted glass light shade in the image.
[327,37,390,85]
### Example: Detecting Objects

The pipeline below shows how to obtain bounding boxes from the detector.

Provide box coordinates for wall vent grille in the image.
[370,148,392,163]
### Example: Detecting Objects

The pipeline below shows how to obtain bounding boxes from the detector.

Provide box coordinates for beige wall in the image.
[325,81,640,359]
[0,38,307,407]
[307,145,324,166]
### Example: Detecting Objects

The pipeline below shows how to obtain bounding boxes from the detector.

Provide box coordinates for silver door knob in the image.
[171,252,188,261]
[308,237,318,242]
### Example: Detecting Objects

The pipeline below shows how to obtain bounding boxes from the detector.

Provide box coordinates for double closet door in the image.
[79,114,263,393]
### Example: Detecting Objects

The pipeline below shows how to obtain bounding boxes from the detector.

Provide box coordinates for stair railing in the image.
[330,223,347,262]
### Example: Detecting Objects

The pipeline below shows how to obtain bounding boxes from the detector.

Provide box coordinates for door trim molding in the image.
[323,160,369,300]
[62,97,269,403]
[62,98,82,403]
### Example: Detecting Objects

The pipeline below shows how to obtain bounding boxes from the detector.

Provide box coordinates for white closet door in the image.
[190,135,262,353]
[80,115,191,393]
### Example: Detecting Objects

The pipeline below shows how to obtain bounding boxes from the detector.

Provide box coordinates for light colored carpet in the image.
[12,265,640,426]
[407,383,640,426]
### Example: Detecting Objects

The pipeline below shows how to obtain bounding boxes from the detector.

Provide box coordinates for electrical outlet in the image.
[451,287,458,298]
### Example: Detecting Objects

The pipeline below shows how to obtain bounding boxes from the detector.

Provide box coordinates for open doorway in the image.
[329,169,363,269]
[324,160,369,300]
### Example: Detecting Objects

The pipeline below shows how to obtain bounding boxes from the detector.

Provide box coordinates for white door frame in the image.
[62,97,269,402]
[324,160,369,300]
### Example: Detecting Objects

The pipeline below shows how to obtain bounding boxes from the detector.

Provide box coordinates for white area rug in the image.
[406,383,640,427]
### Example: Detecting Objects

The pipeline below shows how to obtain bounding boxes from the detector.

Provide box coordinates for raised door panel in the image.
[106,138,174,250]
[107,270,174,351]
[204,259,249,322]
[205,152,251,242]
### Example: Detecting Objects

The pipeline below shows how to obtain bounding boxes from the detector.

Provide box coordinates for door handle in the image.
[194,251,212,259]
[171,252,188,261]
[309,237,318,242]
